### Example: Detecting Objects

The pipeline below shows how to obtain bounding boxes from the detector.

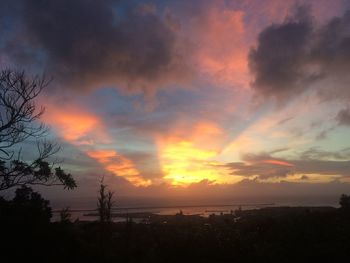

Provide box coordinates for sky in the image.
[1,0,350,206]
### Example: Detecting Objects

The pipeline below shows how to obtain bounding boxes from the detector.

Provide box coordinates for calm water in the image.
[52,203,270,222]
[51,198,339,222]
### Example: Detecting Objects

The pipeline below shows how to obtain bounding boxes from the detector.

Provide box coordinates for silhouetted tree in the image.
[97,179,114,223]
[0,70,76,190]
[60,207,72,223]
[235,205,243,217]
[0,185,52,224]
[339,194,350,209]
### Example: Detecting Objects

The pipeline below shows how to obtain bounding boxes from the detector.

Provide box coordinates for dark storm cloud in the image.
[227,161,292,179]
[294,159,350,177]
[249,6,313,100]
[1,0,192,94]
[225,152,294,179]
[301,147,350,160]
[312,11,350,74]
[336,108,350,126]
[249,6,350,102]
[226,150,350,180]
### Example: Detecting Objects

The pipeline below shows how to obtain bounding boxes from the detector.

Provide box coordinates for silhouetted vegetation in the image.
[339,194,350,210]
[97,179,114,223]
[60,207,72,223]
[0,69,76,190]
[0,185,52,225]
[1,192,350,262]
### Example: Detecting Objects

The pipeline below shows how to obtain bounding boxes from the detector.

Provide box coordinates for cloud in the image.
[230,178,350,200]
[227,162,293,180]
[42,103,108,146]
[249,6,313,101]
[226,151,350,180]
[191,6,249,87]
[312,10,350,74]
[1,0,192,96]
[300,147,350,160]
[294,160,350,177]
[336,108,350,126]
[86,150,151,187]
[249,6,350,103]
[262,159,294,167]
[42,101,154,186]
[225,152,294,179]
[156,122,235,186]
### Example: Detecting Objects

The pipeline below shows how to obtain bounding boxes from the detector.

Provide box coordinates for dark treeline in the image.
[1,187,350,263]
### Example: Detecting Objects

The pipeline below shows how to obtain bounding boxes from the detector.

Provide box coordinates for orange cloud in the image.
[43,104,107,145]
[86,150,116,163]
[42,102,151,186]
[262,159,294,167]
[162,121,226,152]
[194,7,249,87]
[192,122,223,137]
[87,150,151,187]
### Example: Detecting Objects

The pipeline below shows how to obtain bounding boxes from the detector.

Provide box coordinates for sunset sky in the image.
[1,0,350,205]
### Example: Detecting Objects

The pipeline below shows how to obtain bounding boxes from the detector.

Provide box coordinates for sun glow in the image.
[159,139,234,186]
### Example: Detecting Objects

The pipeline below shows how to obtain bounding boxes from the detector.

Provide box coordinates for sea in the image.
[51,195,340,222]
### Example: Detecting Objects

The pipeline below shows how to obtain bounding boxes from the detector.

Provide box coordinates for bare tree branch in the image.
[0,69,76,191]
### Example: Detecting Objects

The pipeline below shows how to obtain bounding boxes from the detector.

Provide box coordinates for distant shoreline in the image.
[52,202,276,213]
[83,205,337,220]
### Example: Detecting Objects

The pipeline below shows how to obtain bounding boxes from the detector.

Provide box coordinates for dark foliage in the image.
[0,185,52,225]
[60,207,72,223]
[339,194,350,210]
[1,194,350,262]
